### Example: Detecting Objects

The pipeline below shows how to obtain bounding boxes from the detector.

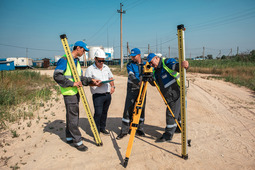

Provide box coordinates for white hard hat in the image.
[95,49,106,58]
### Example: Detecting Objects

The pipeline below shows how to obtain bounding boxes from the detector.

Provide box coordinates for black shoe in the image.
[100,129,110,135]
[66,140,73,144]
[116,133,127,140]
[155,136,171,143]
[75,144,88,152]
[136,130,145,137]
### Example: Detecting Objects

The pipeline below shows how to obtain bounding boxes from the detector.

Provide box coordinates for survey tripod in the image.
[123,24,189,168]
[123,63,183,167]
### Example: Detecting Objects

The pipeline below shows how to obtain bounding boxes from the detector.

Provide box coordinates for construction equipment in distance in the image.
[60,34,103,146]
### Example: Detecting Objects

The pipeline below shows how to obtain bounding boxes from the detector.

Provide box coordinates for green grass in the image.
[110,63,128,77]
[109,53,255,91]
[0,70,60,129]
[188,53,255,91]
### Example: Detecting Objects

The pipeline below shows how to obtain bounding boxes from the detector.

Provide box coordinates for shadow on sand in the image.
[44,117,182,166]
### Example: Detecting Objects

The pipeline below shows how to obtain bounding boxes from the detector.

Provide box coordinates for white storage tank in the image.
[104,47,114,59]
[54,55,62,63]
[155,53,162,57]
[88,46,103,60]
[78,52,88,61]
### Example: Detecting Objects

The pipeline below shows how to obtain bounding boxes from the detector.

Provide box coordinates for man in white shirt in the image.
[85,49,115,135]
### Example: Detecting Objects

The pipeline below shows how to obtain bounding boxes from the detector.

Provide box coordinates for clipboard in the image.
[101,79,114,84]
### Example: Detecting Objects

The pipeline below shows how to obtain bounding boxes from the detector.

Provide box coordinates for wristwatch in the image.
[112,86,115,89]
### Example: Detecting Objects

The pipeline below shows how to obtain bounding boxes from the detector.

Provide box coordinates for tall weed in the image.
[0,70,57,129]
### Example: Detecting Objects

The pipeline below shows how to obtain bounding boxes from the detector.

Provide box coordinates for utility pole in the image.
[107,26,109,48]
[160,39,162,55]
[237,46,239,55]
[156,34,158,53]
[148,44,150,54]
[202,47,205,59]
[117,3,126,69]
[168,46,170,58]
[127,42,130,62]
[216,50,221,58]
[227,48,232,58]
[26,48,28,58]
[83,39,87,67]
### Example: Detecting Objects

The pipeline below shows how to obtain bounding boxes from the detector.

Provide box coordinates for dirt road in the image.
[1,70,254,169]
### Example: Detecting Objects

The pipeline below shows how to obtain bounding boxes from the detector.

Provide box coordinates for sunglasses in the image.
[97,60,105,63]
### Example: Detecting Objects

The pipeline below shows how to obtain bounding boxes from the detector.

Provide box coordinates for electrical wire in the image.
[0,43,62,52]
[87,12,117,43]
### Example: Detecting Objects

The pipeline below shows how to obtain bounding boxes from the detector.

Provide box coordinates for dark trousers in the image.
[64,94,82,145]
[92,93,112,132]
[163,97,181,140]
[121,89,146,134]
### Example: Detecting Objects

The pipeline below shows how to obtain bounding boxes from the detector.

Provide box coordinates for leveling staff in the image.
[54,41,100,152]
[147,53,189,143]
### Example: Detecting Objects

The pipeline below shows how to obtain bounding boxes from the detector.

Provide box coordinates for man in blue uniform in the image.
[54,41,100,151]
[116,48,146,140]
[147,53,189,142]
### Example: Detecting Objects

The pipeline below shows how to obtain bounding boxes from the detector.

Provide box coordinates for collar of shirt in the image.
[93,63,106,70]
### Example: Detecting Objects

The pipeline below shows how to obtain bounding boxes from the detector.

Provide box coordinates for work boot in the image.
[100,129,110,135]
[116,133,127,140]
[75,144,88,152]
[155,136,172,143]
[136,130,145,137]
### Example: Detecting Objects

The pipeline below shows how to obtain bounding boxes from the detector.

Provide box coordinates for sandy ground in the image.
[0,69,255,170]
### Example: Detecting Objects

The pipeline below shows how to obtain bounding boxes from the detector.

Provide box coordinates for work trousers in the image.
[64,94,82,145]
[92,93,112,132]
[163,97,181,140]
[121,88,146,134]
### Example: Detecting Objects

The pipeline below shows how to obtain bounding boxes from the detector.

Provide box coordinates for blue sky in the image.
[0,0,255,60]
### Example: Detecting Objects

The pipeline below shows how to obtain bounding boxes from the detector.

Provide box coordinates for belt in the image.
[93,92,110,95]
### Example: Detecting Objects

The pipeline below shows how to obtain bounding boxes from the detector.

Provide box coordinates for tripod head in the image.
[142,62,154,81]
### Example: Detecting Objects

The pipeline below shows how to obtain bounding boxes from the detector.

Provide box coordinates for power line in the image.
[0,43,62,52]
[125,0,146,11]
[188,8,255,32]
[88,12,117,43]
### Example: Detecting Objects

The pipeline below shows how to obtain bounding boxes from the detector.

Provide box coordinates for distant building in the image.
[33,60,43,68]
[6,57,33,68]
[42,58,50,68]
[0,61,15,71]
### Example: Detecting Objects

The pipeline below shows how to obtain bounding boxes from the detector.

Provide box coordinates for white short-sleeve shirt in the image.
[85,63,113,94]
